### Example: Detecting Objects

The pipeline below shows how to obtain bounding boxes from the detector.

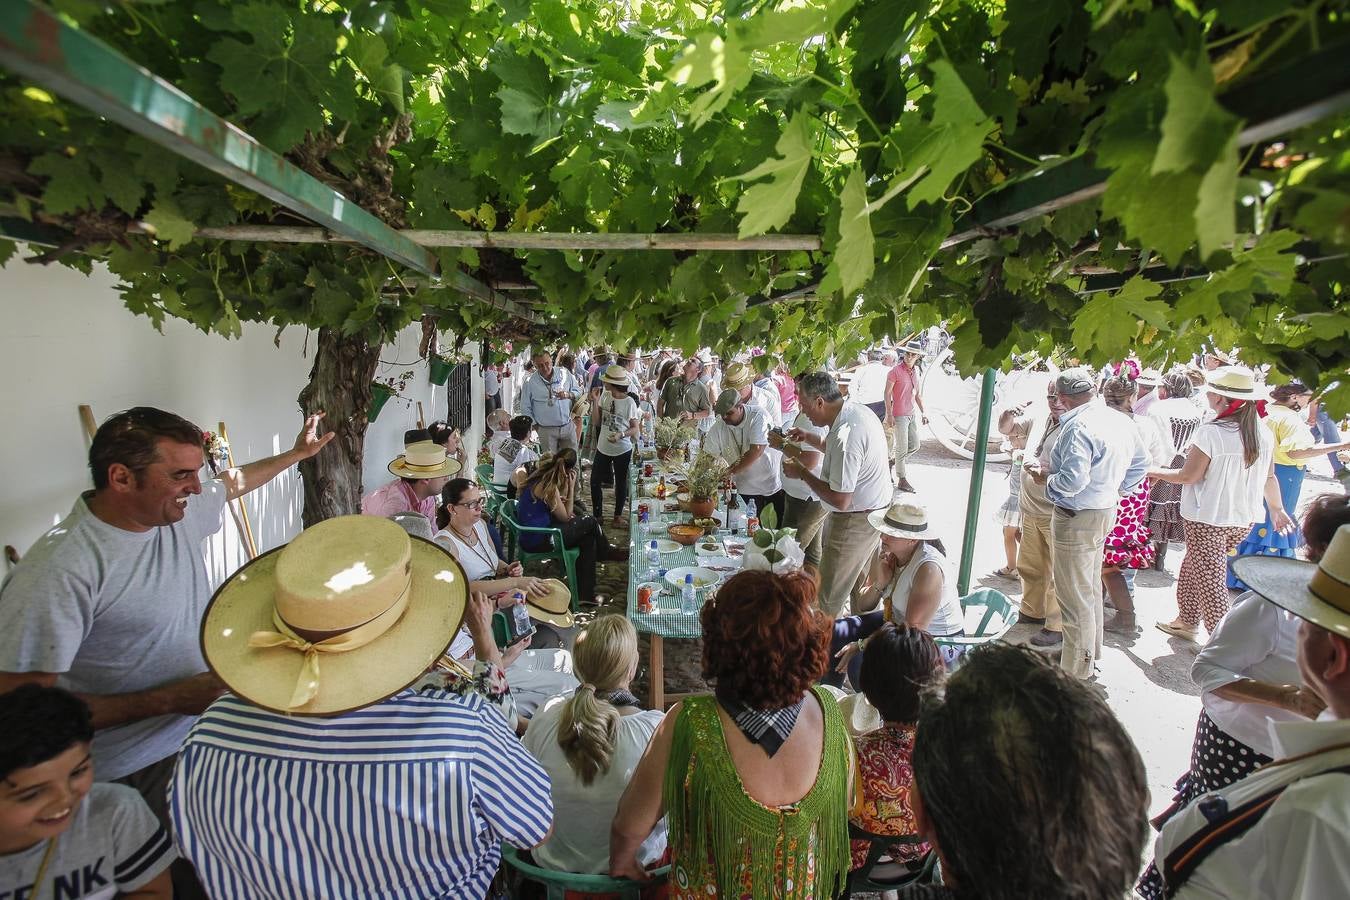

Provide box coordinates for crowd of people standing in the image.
[2,337,1348,900]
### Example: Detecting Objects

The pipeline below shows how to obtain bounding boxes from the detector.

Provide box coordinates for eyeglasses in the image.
[454,500,485,510]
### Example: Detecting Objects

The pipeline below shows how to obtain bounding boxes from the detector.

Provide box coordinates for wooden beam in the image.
[178,224,822,252]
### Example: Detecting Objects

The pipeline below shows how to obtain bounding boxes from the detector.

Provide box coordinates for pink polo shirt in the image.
[886,362,918,417]
[361,479,437,519]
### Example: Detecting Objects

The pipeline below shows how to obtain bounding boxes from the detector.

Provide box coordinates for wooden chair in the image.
[497,499,582,610]
[843,823,937,898]
[500,845,669,900]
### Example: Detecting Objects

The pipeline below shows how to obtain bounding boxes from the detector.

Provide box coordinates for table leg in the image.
[648,634,665,710]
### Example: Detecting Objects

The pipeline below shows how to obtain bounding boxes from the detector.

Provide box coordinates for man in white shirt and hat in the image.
[1148,524,1350,898]
[706,389,784,525]
[722,361,783,429]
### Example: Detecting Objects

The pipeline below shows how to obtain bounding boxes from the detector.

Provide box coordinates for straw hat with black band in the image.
[523,579,575,628]
[600,364,631,388]
[1232,524,1350,638]
[388,440,461,480]
[722,361,754,391]
[1204,365,1270,402]
[200,515,467,715]
[867,501,943,541]
[900,339,924,356]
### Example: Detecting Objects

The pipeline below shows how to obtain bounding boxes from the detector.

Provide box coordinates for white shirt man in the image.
[1151,527,1350,898]
[785,374,892,616]
[707,390,783,522]
[520,352,582,454]
[850,353,890,409]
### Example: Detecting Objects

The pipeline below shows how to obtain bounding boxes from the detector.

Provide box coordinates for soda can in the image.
[644,463,653,478]
[638,503,650,523]
[636,584,654,613]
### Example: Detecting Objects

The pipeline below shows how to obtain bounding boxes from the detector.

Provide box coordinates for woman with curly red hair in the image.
[609,570,850,899]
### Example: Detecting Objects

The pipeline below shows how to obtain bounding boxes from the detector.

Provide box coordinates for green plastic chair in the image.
[475,463,508,523]
[843,823,937,898]
[934,587,1019,659]
[500,845,669,899]
[498,499,582,610]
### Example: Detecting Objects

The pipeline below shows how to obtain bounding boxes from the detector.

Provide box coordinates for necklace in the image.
[29,835,58,900]
[449,521,497,573]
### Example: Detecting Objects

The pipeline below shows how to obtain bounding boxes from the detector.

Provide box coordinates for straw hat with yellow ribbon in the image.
[388,440,461,479]
[200,515,467,715]
[1233,523,1350,639]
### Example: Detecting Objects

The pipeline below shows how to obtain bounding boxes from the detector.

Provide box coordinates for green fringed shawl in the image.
[662,687,850,898]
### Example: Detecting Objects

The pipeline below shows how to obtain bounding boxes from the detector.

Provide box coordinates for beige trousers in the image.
[1050,506,1113,679]
[817,510,882,617]
[1017,471,1061,631]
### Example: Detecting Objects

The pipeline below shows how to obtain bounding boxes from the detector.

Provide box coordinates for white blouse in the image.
[1191,590,1306,755]
[522,696,668,874]
[1181,421,1274,527]
[886,543,964,637]
[435,520,500,582]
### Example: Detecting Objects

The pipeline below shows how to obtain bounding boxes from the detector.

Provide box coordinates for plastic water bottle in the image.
[510,590,530,635]
[647,540,662,581]
[681,573,697,615]
[744,498,757,523]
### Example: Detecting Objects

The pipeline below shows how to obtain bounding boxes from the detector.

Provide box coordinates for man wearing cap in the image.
[722,361,783,429]
[170,516,554,898]
[785,372,893,616]
[884,341,929,493]
[707,389,785,525]
[0,406,334,894]
[1148,525,1350,898]
[522,349,583,455]
[851,349,891,421]
[1026,368,1147,678]
[361,440,461,520]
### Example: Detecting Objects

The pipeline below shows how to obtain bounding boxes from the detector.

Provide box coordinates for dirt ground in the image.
[529,435,1344,829]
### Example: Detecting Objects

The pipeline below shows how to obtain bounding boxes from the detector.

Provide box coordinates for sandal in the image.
[993,566,1019,578]
[1155,621,1199,641]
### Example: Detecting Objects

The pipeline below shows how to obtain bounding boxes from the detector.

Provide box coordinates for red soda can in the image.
[637,584,654,613]
[644,463,653,478]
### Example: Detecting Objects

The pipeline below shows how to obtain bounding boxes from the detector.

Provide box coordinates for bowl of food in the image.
[665,566,720,590]
[691,516,721,535]
[667,523,703,546]
[675,491,692,512]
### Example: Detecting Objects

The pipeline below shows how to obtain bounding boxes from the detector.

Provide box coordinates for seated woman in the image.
[522,616,667,875]
[1134,493,1349,899]
[435,478,577,718]
[610,570,851,899]
[847,623,944,874]
[831,501,966,685]
[906,644,1149,900]
[428,419,469,472]
[517,450,626,606]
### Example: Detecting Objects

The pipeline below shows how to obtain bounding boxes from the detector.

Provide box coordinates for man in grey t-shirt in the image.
[0,407,333,813]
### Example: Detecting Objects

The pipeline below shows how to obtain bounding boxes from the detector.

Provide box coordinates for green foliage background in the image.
[1,0,1347,407]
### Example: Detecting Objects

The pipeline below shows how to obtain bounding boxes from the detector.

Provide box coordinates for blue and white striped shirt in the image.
[168,688,553,899]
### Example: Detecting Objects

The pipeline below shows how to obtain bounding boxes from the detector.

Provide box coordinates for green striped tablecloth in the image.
[624,461,734,639]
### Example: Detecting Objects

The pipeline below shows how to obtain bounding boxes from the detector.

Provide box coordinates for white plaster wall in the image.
[0,258,480,587]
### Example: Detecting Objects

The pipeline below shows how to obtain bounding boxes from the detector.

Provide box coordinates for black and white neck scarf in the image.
[597,688,642,708]
[715,685,805,757]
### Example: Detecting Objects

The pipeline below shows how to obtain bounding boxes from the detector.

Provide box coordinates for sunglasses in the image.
[454,500,485,510]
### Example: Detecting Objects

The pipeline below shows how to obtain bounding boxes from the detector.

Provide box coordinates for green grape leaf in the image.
[1070,276,1169,358]
[729,113,813,237]
[29,152,103,215]
[667,31,752,127]
[143,201,197,250]
[890,61,994,208]
[819,167,874,296]
[0,240,16,267]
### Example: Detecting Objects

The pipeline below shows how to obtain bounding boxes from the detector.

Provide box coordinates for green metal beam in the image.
[945,41,1350,250]
[957,369,997,597]
[0,0,438,276]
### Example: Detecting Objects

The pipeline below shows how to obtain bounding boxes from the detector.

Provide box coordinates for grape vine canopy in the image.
[1,0,1346,522]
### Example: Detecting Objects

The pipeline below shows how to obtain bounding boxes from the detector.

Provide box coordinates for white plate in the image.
[665,566,720,590]
[646,538,682,554]
[694,540,724,556]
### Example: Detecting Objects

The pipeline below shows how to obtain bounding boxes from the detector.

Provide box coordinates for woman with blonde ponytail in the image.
[523,616,667,875]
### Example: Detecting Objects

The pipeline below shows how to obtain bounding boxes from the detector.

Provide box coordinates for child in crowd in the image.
[0,685,175,899]
[494,415,539,494]
[993,408,1034,578]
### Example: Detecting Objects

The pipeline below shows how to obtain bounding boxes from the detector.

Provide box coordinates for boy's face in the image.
[0,743,93,851]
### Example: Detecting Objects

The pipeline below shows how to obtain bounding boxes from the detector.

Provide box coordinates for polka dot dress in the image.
[1135,711,1272,898]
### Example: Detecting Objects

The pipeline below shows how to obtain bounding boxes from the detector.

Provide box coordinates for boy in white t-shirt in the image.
[494,415,540,492]
[0,686,176,900]
[590,365,641,527]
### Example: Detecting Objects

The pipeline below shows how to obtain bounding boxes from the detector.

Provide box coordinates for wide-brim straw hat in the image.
[388,440,461,479]
[1204,365,1270,402]
[600,364,631,387]
[868,501,943,541]
[201,515,467,716]
[1233,524,1350,638]
[722,361,754,390]
[900,340,925,355]
[526,579,574,627]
